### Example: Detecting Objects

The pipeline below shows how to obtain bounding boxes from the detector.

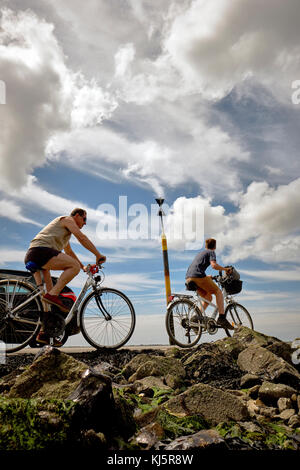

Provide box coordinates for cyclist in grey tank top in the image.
[24,207,106,316]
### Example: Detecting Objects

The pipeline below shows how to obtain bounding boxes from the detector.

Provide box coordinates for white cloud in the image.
[160,177,300,264]
[163,0,300,101]
[0,8,117,189]
[240,269,300,282]
[0,248,26,266]
[0,199,42,226]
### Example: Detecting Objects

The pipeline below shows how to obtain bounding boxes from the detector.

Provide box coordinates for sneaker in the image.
[36,331,63,347]
[217,315,235,330]
[43,293,69,313]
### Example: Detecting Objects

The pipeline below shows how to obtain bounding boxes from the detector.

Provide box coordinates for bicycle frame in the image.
[8,269,97,328]
[170,285,235,320]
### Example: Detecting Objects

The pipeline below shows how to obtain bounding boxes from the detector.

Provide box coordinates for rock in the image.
[259,406,278,418]
[247,400,260,417]
[164,429,226,450]
[132,376,173,396]
[68,367,116,435]
[90,362,121,380]
[237,346,300,390]
[277,397,293,413]
[297,395,300,412]
[266,341,296,367]
[0,367,27,394]
[80,429,107,449]
[124,355,186,389]
[278,409,295,421]
[240,373,262,389]
[258,382,297,405]
[288,415,300,429]
[215,336,244,359]
[238,421,262,433]
[248,385,260,399]
[163,383,249,426]
[233,326,280,348]
[7,347,88,399]
[135,422,165,450]
[182,343,243,390]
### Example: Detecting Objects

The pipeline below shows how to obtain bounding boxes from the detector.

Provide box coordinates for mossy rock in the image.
[156,409,208,440]
[215,419,300,450]
[0,397,76,450]
[7,347,88,399]
[124,355,186,388]
[163,383,249,426]
[233,327,281,348]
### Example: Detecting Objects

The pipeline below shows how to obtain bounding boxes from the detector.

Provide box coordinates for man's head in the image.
[71,208,87,229]
[205,238,216,250]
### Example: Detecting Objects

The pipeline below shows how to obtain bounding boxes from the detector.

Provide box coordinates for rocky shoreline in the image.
[0,326,300,451]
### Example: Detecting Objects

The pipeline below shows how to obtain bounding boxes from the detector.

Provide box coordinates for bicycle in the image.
[0,263,136,353]
[165,271,253,348]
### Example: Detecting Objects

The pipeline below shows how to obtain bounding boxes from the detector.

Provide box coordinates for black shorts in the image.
[24,247,61,269]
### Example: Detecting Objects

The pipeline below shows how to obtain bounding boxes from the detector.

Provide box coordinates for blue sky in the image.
[0,0,300,344]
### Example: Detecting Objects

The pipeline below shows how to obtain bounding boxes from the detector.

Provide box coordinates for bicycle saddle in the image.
[185,281,198,291]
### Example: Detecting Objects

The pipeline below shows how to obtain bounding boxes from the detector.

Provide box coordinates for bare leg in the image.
[197,291,212,311]
[42,253,80,296]
[215,288,225,315]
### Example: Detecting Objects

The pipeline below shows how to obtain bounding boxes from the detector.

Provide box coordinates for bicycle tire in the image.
[79,288,136,349]
[0,279,42,353]
[224,302,253,337]
[165,298,202,348]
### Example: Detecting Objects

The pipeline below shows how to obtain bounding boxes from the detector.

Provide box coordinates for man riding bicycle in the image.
[24,207,106,345]
[186,238,234,330]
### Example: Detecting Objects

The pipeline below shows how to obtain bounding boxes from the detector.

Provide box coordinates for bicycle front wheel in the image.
[80,288,136,349]
[0,279,42,353]
[165,298,202,348]
[225,302,253,337]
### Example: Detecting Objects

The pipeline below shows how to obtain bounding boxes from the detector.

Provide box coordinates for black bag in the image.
[221,279,243,295]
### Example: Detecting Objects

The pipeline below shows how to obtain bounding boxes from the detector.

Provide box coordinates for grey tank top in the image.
[30,216,71,251]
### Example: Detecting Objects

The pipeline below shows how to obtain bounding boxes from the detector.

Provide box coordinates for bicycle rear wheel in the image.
[225,302,253,337]
[165,298,202,348]
[80,288,136,349]
[0,279,42,353]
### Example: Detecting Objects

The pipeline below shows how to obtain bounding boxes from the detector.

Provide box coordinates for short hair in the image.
[70,208,86,217]
[205,238,216,249]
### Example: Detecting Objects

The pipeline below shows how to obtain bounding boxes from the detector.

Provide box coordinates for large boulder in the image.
[182,343,243,389]
[237,345,300,390]
[123,354,186,389]
[258,381,297,405]
[68,367,116,435]
[164,429,226,450]
[233,327,280,348]
[6,347,88,399]
[163,383,249,426]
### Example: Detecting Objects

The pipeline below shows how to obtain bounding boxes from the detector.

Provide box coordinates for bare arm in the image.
[210,260,231,273]
[62,217,106,264]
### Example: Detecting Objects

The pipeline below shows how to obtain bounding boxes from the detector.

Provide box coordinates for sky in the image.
[0,0,300,345]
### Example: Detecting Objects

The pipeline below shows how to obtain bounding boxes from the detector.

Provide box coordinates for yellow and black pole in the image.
[156,198,175,344]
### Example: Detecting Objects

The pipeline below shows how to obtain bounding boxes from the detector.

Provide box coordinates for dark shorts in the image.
[24,247,61,269]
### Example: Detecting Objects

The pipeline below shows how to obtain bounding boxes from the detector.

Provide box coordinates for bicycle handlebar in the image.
[86,263,104,275]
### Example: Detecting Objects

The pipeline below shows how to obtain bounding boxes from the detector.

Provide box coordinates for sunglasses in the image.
[82,215,87,222]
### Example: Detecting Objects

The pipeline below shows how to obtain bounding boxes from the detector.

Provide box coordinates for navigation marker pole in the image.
[156,198,175,345]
